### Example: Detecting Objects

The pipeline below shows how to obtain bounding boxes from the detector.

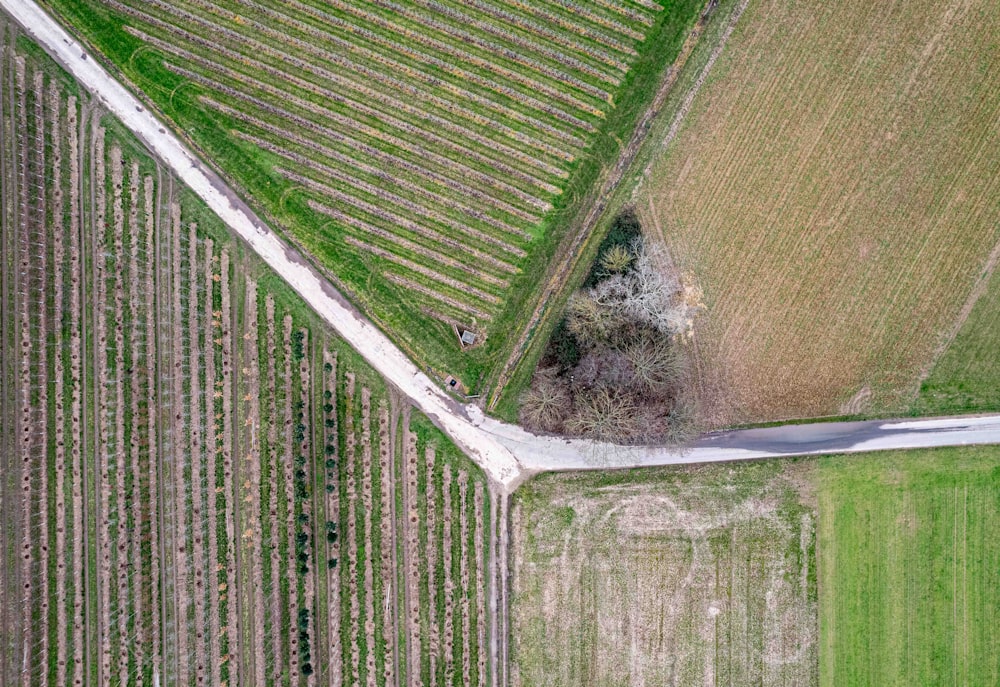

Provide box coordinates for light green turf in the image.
[818,447,1000,687]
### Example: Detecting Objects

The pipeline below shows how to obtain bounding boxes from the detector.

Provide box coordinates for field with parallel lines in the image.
[40,0,704,388]
[511,449,1000,687]
[636,0,1000,425]
[818,448,1000,687]
[0,22,494,687]
[912,259,1000,416]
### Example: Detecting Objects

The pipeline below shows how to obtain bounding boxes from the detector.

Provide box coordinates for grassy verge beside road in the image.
[912,263,1000,416]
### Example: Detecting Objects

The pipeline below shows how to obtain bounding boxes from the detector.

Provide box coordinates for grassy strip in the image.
[912,258,1000,415]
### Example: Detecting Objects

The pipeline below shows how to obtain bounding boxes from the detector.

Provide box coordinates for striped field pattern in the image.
[0,24,496,687]
[43,0,671,366]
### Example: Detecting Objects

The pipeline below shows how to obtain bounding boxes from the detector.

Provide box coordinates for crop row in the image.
[92,0,667,334]
[209,0,606,121]
[0,37,352,684]
[334,382,495,687]
[3,27,508,687]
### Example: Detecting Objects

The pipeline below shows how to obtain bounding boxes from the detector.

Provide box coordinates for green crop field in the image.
[636,0,1000,426]
[511,461,818,687]
[511,448,1000,687]
[912,261,1000,416]
[818,448,1000,687]
[0,19,495,687]
[38,0,705,393]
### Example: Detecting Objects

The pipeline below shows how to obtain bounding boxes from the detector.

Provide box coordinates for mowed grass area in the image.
[637,0,1000,425]
[40,0,703,390]
[912,260,1000,415]
[818,448,1000,687]
[511,462,817,687]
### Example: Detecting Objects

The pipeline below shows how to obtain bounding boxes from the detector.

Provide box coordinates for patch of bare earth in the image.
[511,464,817,687]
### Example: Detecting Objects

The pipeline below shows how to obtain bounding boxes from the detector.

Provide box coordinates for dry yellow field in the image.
[638,0,1000,424]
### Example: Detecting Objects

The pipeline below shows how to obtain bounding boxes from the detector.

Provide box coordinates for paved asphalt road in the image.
[482,414,1000,486]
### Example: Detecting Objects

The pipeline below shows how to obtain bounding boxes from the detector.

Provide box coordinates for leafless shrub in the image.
[565,292,624,347]
[624,334,685,396]
[572,349,633,390]
[564,388,640,441]
[519,368,571,432]
[590,240,697,337]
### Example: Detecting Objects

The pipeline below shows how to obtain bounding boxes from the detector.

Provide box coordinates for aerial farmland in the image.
[0,20,496,686]
[39,0,705,393]
[635,0,1000,425]
[2,0,1000,685]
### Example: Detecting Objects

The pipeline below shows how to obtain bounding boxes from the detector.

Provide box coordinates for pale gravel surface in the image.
[10,0,1000,493]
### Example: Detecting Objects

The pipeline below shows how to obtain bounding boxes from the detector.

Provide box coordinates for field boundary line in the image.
[636,0,750,183]
[486,0,735,410]
[913,230,1000,392]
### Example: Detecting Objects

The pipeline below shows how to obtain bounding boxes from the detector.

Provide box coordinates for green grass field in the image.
[512,447,1000,687]
[912,262,1000,415]
[818,448,1000,687]
[39,0,704,393]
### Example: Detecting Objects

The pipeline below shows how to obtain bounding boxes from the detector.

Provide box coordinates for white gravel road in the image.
[11,0,1000,493]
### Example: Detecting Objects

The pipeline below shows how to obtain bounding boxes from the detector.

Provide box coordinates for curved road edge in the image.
[481,414,1000,488]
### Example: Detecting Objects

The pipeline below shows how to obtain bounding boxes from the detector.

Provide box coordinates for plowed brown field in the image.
[638,0,1000,425]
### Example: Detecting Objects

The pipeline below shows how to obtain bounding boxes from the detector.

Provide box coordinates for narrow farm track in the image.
[188,219,207,686]
[48,78,68,687]
[321,350,343,687]
[401,421,422,687]
[282,314,301,683]
[264,296,282,686]
[360,387,377,687]
[424,447,439,687]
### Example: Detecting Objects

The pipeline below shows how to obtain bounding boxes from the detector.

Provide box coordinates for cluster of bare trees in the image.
[521,213,698,443]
